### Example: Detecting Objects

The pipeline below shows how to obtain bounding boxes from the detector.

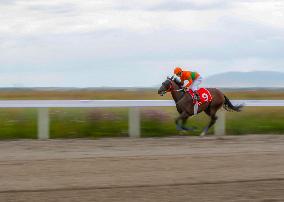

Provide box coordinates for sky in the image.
[0,0,284,87]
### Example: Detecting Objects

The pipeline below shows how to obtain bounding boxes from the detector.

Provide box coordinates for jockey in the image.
[173,67,203,102]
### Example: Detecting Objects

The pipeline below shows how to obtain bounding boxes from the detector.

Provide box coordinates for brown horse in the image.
[158,77,243,136]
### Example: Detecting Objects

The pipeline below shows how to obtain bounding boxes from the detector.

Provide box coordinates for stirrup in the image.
[194,91,200,102]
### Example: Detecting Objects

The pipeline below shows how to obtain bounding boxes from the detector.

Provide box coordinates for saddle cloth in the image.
[188,88,213,106]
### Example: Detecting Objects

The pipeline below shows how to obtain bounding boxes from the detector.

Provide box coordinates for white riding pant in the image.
[191,76,203,115]
[184,76,203,91]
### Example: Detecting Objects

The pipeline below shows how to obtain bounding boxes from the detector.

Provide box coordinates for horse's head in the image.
[158,76,182,96]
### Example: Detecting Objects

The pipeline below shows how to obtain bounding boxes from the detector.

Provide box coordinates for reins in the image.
[167,80,184,93]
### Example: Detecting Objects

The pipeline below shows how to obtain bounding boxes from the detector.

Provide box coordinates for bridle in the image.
[166,79,174,92]
[160,78,184,96]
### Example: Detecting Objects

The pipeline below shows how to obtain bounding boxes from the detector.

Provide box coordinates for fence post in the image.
[129,108,141,138]
[214,110,226,136]
[38,108,49,140]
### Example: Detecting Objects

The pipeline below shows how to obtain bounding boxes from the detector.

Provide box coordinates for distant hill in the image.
[203,71,284,88]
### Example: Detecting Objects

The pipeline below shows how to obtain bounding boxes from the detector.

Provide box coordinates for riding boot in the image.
[194,91,200,102]
[193,91,200,115]
[194,103,198,115]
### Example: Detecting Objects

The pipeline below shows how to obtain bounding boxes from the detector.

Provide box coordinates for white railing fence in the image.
[0,100,283,139]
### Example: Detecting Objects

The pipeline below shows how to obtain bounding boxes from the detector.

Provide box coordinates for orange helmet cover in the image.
[174,67,182,75]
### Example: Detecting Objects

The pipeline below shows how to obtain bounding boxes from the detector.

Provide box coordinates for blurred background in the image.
[0,0,284,139]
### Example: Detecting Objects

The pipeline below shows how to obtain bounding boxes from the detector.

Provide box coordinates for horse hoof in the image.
[200,132,206,136]
[182,126,196,131]
[176,126,184,131]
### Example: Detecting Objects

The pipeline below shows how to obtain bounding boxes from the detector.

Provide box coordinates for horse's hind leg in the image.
[200,107,218,136]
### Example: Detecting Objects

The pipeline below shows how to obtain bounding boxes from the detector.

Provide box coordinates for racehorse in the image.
[158,77,243,136]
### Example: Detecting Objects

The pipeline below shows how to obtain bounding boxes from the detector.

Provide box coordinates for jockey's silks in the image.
[180,71,200,88]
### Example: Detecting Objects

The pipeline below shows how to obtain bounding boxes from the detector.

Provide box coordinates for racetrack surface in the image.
[0,135,283,202]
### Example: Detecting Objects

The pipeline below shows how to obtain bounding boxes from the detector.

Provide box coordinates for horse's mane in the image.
[171,77,183,88]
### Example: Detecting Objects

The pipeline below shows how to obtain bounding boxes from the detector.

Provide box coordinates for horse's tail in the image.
[223,95,243,112]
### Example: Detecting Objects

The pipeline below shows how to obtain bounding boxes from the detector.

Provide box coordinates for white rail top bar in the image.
[0,100,283,108]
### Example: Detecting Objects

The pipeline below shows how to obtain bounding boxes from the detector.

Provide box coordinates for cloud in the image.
[149,0,229,11]
[1,0,283,36]
[27,3,77,14]
[0,72,66,87]
[0,0,284,86]
[0,0,18,5]
[114,0,229,11]
[231,0,284,29]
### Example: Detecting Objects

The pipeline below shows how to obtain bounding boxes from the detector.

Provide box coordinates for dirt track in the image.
[0,135,283,202]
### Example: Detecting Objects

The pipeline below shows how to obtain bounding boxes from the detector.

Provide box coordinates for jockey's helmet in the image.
[174,67,182,75]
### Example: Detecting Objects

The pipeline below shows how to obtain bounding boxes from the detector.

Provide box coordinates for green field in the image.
[1,88,284,100]
[0,88,283,139]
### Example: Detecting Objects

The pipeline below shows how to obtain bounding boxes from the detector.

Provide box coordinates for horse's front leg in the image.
[175,111,194,131]
[175,115,183,131]
[181,117,196,131]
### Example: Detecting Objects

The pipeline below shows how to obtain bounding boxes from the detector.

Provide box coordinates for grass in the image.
[0,109,37,139]
[0,88,284,100]
[0,88,283,139]
[50,108,129,139]
[227,107,284,135]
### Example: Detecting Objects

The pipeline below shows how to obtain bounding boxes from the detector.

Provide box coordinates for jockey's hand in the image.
[182,87,188,92]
